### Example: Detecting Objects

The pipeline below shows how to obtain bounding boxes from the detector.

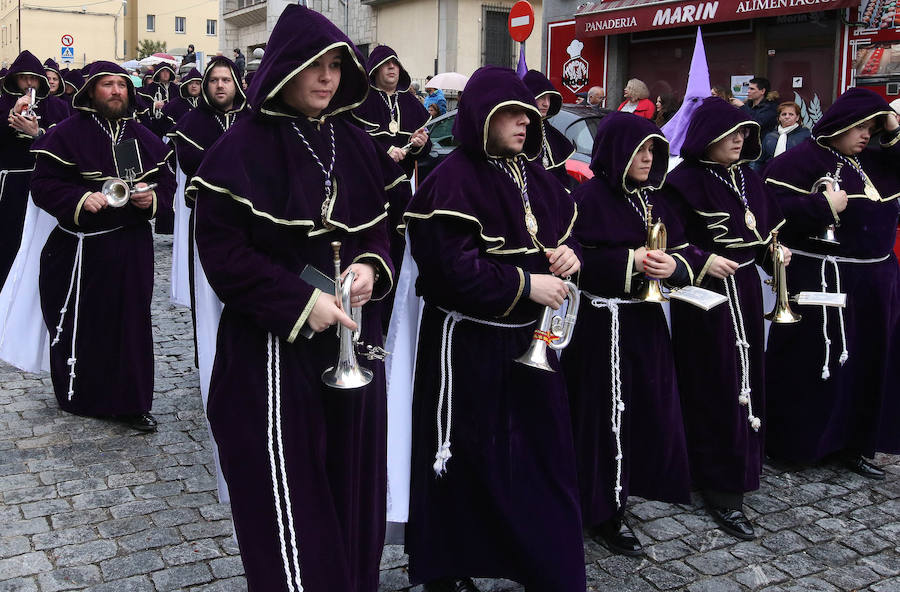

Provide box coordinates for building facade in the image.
[221,0,376,62]
[540,0,897,118]
[1,0,218,68]
[365,0,543,82]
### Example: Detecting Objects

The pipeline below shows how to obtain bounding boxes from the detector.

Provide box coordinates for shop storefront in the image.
[543,0,900,128]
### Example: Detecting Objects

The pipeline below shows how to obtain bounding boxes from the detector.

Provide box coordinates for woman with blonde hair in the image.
[618,78,655,119]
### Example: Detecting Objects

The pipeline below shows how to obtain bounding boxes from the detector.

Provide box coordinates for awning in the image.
[575,0,860,37]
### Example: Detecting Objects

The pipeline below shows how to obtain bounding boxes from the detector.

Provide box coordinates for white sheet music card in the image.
[796,291,847,308]
[668,286,728,310]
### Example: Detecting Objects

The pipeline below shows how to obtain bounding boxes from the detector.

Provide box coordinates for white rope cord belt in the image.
[723,259,760,432]
[51,225,123,401]
[0,168,35,201]
[583,291,645,509]
[433,308,534,477]
[265,332,303,591]
[790,248,889,380]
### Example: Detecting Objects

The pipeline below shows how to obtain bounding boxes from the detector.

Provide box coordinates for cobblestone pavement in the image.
[0,235,898,591]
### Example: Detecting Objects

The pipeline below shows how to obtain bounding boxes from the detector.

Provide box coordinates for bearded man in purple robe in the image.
[29,62,175,432]
[402,65,586,592]
[763,87,900,478]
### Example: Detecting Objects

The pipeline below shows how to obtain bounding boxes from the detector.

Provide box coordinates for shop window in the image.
[146,14,155,32]
[207,19,217,35]
[175,16,186,34]
[482,5,514,68]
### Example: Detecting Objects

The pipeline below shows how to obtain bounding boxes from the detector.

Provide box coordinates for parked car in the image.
[415,104,607,183]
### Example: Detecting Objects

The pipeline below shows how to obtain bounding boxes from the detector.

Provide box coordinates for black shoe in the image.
[844,454,885,480]
[424,578,480,592]
[590,517,644,556]
[117,413,158,432]
[706,506,755,540]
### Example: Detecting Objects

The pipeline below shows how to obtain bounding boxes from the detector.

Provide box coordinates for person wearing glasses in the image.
[658,97,788,540]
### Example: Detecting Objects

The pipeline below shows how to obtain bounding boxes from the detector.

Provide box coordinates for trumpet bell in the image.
[636,279,669,302]
[810,225,839,245]
[322,361,374,389]
[102,179,130,208]
[765,304,802,324]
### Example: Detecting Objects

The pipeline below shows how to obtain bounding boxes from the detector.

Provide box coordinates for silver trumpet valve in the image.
[809,163,843,245]
[321,241,389,389]
[514,279,580,372]
[101,178,158,208]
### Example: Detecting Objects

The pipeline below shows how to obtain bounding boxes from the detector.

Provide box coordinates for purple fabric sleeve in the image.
[194,193,318,341]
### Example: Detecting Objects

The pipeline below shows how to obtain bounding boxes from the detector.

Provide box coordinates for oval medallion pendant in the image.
[525,212,539,236]
[389,120,399,134]
[744,209,757,230]
[864,181,881,201]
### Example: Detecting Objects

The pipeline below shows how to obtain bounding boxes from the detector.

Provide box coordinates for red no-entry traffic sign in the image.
[61,34,74,46]
[507,1,535,43]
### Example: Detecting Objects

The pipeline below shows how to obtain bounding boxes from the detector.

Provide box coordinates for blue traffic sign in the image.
[61,46,74,61]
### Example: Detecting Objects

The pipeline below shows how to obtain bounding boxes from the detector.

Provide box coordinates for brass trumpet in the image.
[321,241,388,389]
[514,278,580,372]
[636,204,668,302]
[765,231,802,324]
[23,87,39,119]
[151,88,165,120]
[809,163,842,245]
[101,178,157,208]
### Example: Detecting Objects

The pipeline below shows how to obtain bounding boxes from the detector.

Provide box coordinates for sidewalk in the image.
[0,235,897,592]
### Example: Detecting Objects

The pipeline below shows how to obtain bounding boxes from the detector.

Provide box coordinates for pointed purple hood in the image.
[152,64,176,83]
[247,4,368,121]
[2,50,51,98]
[812,87,895,146]
[365,45,411,92]
[522,69,562,119]
[680,96,760,165]
[661,27,710,157]
[590,112,669,193]
[452,66,543,160]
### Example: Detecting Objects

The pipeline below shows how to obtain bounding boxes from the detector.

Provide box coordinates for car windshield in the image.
[429,114,458,148]
[567,117,602,157]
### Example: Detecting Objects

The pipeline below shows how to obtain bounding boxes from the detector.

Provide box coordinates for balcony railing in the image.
[224,0,266,26]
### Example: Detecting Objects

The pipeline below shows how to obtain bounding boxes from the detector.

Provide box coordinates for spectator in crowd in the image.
[233,48,245,80]
[424,77,447,115]
[182,44,197,66]
[655,93,680,126]
[757,101,810,169]
[618,78,655,119]
[588,85,606,108]
[734,76,777,137]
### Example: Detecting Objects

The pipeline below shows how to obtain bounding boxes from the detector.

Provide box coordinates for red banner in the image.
[576,0,859,37]
[547,20,608,103]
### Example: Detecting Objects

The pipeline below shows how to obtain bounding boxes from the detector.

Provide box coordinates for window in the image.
[175,16,186,34]
[481,5,514,68]
[146,14,155,31]
[206,19,216,35]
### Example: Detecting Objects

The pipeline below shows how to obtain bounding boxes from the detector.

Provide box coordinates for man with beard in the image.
[29,61,175,431]
[1,50,69,287]
[169,55,248,504]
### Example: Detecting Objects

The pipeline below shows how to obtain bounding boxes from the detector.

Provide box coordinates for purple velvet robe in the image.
[352,45,431,182]
[162,68,202,136]
[660,97,785,494]
[192,7,398,591]
[29,62,175,417]
[0,51,71,286]
[523,70,576,188]
[561,113,691,527]
[762,88,900,462]
[137,64,177,138]
[403,66,586,592]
